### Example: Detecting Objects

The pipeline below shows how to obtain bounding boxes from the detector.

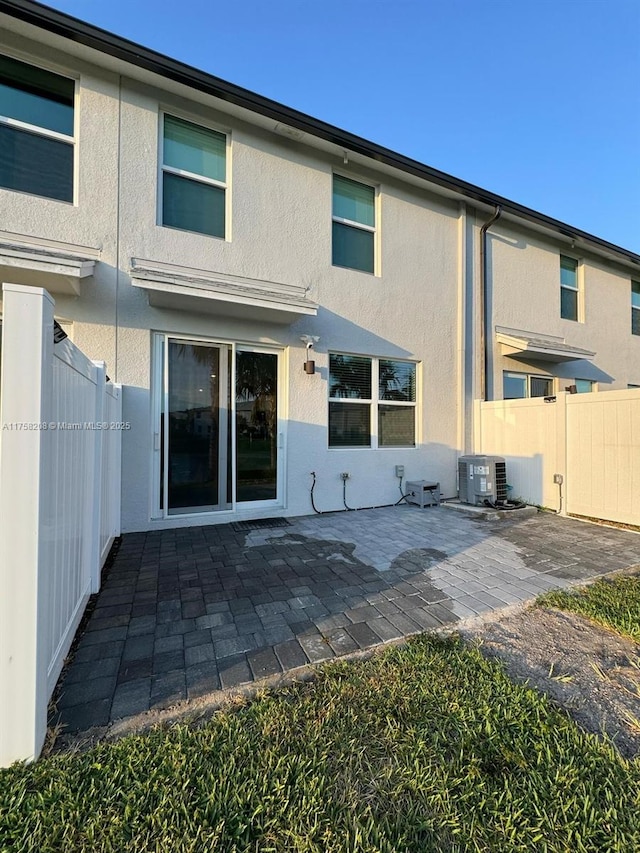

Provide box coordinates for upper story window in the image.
[332,175,375,273]
[0,54,74,202]
[328,353,416,448]
[503,371,553,399]
[161,114,226,238]
[632,280,640,335]
[560,255,579,321]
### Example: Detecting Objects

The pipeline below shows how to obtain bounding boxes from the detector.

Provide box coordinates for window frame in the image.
[331,172,378,274]
[328,352,417,449]
[158,110,229,239]
[503,371,554,400]
[632,280,640,336]
[560,255,581,322]
[0,51,77,204]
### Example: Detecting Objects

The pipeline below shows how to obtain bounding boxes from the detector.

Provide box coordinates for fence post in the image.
[556,392,568,516]
[111,386,123,541]
[88,362,106,594]
[0,284,54,766]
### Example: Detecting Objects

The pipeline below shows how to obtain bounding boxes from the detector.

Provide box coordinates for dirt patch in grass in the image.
[463,605,640,759]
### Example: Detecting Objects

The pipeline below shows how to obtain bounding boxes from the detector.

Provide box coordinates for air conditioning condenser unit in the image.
[458,455,507,506]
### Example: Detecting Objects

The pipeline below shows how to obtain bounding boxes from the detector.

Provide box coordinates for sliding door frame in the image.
[150,332,285,521]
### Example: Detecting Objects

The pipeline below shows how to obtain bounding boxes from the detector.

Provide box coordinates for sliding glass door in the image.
[155,336,281,516]
[165,339,231,514]
[235,349,278,503]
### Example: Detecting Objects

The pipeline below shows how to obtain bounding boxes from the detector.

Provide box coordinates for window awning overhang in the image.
[0,236,97,296]
[496,326,595,363]
[130,258,318,324]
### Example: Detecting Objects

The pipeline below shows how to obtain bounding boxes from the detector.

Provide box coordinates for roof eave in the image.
[1,0,639,269]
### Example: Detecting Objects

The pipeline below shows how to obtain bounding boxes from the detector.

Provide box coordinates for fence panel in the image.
[567,390,640,525]
[477,391,640,524]
[0,284,121,766]
[43,342,97,695]
[474,397,564,510]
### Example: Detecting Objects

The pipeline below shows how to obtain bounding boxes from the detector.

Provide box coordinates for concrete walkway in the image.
[52,506,640,735]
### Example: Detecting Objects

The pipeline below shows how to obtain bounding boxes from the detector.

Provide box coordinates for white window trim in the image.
[157,110,229,238]
[161,163,226,190]
[331,172,379,274]
[560,255,582,322]
[528,374,553,397]
[328,353,418,450]
[0,52,77,204]
[0,114,73,145]
[632,280,640,336]
[331,214,376,233]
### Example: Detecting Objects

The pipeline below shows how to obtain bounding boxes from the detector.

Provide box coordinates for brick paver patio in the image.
[52,506,640,734]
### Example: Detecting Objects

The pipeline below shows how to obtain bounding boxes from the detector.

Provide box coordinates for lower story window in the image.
[575,379,594,393]
[503,371,553,399]
[329,353,417,448]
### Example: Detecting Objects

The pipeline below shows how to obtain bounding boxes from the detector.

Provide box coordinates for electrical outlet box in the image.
[340,472,350,480]
[395,465,405,478]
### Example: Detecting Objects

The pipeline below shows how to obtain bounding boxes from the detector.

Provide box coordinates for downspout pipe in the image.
[480,204,502,401]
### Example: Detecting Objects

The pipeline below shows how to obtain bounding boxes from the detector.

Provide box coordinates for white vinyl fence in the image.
[475,390,640,525]
[565,391,640,525]
[0,283,121,766]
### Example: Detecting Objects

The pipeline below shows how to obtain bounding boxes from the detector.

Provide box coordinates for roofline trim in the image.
[2,0,639,267]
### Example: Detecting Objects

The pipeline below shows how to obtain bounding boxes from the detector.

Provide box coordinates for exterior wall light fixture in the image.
[300,335,319,374]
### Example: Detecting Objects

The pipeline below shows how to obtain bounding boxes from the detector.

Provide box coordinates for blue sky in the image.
[45,0,640,252]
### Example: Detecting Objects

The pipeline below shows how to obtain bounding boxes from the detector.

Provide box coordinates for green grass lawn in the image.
[1,634,639,852]
[539,571,640,641]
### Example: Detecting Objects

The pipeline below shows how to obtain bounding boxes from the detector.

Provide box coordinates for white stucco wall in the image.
[484,219,640,397]
[0,29,463,532]
[0,31,120,372]
[111,79,462,530]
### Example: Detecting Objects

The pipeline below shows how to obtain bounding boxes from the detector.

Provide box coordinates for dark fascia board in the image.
[2,0,639,268]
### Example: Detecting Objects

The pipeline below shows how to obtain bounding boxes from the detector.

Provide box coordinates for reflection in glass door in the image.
[166,339,231,514]
[235,350,278,503]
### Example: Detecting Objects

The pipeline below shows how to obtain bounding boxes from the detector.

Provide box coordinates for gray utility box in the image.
[405,480,440,508]
[458,455,507,506]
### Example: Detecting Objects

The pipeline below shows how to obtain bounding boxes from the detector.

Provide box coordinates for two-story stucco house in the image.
[1,0,639,533]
